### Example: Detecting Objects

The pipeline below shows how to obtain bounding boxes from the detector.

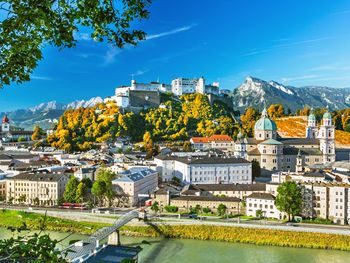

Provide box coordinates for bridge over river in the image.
[61,209,146,263]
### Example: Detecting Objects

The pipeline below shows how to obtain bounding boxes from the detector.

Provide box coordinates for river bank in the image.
[120,224,350,251]
[1,227,349,263]
[1,209,350,251]
[0,209,111,235]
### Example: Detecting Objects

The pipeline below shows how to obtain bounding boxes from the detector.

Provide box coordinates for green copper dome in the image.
[323,111,332,119]
[308,113,316,121]
[254,108,277,131]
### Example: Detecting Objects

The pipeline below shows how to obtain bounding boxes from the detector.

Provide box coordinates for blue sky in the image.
[2,0,350,111]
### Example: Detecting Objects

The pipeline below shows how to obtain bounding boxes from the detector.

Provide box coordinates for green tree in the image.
[190,204,201,214]
[64,176,79,203]
[151,201,159,214]
[171,176,181,185]
[217,203,227,216]
[275,181,302,221]
[256,209,264,219]
[0,227,66,262]
[17,194,27,204]
[81,177,93,189]
[31,125,44,141]
[0,0,151,88]
[91,181,106,206]
[33,197,40,206]
[252,159,261,180]
[75,181,87,204]
[95,167,115,204]
[17,136,27,142]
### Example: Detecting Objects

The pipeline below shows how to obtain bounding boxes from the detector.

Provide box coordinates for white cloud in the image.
[309,64,350,72]
[31,75,52,81]
[132,69,149,77]
[241,37,330,57]
[146,25,195,40]
[74,32,91,41]
[103,46,123,64]
[281,75,320,83]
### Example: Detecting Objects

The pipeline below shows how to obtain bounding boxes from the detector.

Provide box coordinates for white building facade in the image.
[154,156,252,184]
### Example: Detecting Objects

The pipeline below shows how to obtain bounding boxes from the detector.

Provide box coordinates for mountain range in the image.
[2,76,350,130]
[231,76,350,112]
[0,97,103,130]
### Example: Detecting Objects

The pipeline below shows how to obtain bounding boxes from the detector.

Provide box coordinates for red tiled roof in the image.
[190,137,209,143]
[2,115,9,123]
[208,134,233,142]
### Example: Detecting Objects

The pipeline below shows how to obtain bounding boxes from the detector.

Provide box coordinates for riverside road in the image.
[4,206,350,236]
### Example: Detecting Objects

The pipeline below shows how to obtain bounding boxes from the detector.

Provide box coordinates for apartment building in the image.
[170,196,241,214]
[246,192,282,219]
[6,172,69,206]
[181,183,266,199]
[154,155,252,184]
[112,168,158,206]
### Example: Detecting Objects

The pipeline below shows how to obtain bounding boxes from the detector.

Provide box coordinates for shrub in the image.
[164,205,178,213]
[202,208,211,214]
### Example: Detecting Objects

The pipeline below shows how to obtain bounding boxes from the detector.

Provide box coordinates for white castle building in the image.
[171,77,219,96]
[234,109,336,173]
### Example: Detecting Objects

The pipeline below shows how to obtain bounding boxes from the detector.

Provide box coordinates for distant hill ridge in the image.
[231,76,350,112]
[0,97,103,130]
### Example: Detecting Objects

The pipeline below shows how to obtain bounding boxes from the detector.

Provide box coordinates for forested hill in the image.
[48,94,239,152]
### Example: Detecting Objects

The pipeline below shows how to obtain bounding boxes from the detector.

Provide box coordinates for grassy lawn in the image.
[0,209,112,235]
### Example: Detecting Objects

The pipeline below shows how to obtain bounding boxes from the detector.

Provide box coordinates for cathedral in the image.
[234,108,335,174]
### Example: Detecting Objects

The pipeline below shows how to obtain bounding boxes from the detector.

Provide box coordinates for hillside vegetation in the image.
[275,116,350,147]
[48,94,238,152]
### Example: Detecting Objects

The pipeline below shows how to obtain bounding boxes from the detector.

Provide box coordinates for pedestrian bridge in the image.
[61,209,145,263]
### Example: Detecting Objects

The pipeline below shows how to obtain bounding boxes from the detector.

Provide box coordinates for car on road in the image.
[189,214,198,219]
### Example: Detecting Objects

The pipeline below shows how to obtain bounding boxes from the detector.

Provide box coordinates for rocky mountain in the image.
[231,76,350,112]
[1,97,103,130]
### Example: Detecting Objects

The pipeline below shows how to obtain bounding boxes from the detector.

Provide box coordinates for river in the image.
[0,227,349,263]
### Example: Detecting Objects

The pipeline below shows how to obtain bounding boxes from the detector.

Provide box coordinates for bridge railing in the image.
[61,209,143,262]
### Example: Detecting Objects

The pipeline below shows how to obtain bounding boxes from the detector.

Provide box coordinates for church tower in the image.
[305,109,318,138]
[2,115,10,132]
[318,111,335,163]
[295,149,304,173]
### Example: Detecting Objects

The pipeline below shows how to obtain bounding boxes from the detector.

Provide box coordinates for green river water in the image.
[0,227,349,263]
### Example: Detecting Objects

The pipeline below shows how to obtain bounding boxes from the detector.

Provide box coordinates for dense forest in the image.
[48,94,239,152]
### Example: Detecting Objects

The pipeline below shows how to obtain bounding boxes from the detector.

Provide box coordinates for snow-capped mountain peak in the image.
[29,101,65,112]
[268,81,294,95]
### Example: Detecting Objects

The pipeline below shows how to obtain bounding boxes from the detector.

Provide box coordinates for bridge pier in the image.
[108,229,121,246]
